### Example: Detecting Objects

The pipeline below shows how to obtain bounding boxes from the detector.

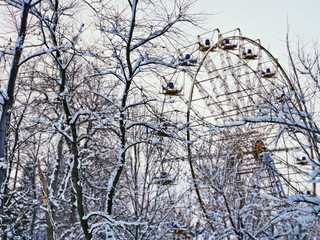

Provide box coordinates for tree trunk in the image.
[0,1,30,191]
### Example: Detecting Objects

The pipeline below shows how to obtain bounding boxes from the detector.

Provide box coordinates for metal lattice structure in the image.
[143,29,317,237]
[157,29,315,198]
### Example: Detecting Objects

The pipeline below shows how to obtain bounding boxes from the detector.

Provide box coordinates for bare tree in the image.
[0,0,34,193]
[74,0,198,238]
[0,0,198,238]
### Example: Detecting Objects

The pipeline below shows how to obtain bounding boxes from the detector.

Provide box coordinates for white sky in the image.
[192,0,320,65]
[1,1,319,67]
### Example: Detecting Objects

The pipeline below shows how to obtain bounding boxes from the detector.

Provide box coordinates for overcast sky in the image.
[192,0,320,65]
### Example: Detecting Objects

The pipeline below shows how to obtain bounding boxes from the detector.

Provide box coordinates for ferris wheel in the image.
[159,28,315,199]
[144,28,318,237]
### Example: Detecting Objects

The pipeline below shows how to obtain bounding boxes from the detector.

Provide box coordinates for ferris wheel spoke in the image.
[181,29,314,199]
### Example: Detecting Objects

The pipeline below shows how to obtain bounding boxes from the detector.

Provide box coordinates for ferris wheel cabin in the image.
[154,172,173,185]
[220,39,237,50]
[261,68,276,78]
[162,81,181,95]
[296,156,308,165]
[243,48,258,59]
[179,53,197,66]
[199,39,216,52]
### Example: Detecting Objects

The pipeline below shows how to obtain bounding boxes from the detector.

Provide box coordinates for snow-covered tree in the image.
[1,0,198,239]
[3,0,320,239]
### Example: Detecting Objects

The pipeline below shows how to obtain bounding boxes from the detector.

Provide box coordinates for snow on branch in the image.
[84,69,126,83]
[211,116,320,141]
[0,49,14,57]
[130,17,182,52]
[68,110,95,125]
[112,52,128,82]
[18,46,70,66]
[85,212,149,235]
[7,0,23,10]
[0,158,7,170]
[90,90,117,108]
[101,26,127,43]
[124,98,158,110]
[289,195,320,215]
[24,115,73,142]
[0,89,9,103]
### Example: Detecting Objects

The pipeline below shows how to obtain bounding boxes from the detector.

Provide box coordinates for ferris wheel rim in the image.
[184,29,313,200]
[186,34,294,123]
